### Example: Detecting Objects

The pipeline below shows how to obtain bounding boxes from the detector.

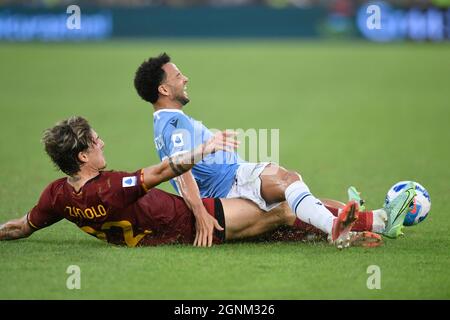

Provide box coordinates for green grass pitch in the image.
[0,40,449,299]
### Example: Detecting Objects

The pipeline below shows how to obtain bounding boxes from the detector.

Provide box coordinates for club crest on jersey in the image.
[122,176,137,188]
[172,133,184,147]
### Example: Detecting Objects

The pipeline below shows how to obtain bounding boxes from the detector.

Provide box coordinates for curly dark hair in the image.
[134,52,171,104]
[41,116,94,176]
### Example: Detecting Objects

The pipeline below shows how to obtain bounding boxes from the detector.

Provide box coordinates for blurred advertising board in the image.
[357,1,450,42]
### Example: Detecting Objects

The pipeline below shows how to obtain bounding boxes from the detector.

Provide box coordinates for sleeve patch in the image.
[122,176,137,187]
[171,133,184,147]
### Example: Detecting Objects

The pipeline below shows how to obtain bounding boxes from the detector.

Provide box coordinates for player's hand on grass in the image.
[193,206,224,247]
[203,130,239,157]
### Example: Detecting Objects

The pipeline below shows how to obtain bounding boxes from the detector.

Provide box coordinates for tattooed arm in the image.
[174,170,222,247]
[0,214,34,241]
[141,130,237,190]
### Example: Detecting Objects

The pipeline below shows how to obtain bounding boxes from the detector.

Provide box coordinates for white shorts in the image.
[226,162,282,212]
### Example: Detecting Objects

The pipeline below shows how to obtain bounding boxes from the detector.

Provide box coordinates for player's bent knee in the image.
[284,170,302,186]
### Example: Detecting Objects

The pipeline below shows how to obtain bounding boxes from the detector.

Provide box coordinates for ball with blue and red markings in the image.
[385,181,431,226]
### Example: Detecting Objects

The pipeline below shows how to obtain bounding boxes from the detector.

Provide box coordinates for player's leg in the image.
[224,189,381,238]
[222,197,338,241]
[321,198,374,232]
[346,185,416,238]
[221,196,364,240]
[221,199,295,240]
[221,197,382,248]
[259,164,357,241]
[288,198,382,248]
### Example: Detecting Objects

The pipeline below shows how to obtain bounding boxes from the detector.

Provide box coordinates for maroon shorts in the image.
[136,196,226,246]
[202,198,226,244]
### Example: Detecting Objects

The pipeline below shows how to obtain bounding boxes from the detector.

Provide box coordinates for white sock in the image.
[372,209,388,233]
[285,181,335,234]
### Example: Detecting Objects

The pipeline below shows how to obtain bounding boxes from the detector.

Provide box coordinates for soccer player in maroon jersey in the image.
[0,116,236,247]
[0,116,380,248]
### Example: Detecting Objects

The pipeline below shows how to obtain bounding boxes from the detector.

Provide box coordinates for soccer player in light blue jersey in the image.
[134,53,414,248]
[153,108,241,199]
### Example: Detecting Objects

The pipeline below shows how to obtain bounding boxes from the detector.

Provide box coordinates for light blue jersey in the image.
[153,109,242,198]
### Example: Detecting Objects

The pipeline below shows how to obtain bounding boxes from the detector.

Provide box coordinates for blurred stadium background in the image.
[0,0,450,41]
[1,0,449,300]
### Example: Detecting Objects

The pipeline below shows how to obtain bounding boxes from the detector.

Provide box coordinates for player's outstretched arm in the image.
[142,130,238,190]
[0,214,34,241]
[176,171,224,247]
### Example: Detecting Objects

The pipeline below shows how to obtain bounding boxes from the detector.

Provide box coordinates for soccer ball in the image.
[385,181,431,226]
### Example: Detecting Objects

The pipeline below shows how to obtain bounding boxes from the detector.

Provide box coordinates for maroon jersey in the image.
[27,170,224,247]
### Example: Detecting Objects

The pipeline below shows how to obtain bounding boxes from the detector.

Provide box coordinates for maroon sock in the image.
[352,211,373,232]
[324,204,373,231]
[325,205,339,216]
[292,217,326,236]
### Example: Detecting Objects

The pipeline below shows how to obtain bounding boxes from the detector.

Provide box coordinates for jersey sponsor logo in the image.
[172,133,184,147]
[122,176,137,187]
